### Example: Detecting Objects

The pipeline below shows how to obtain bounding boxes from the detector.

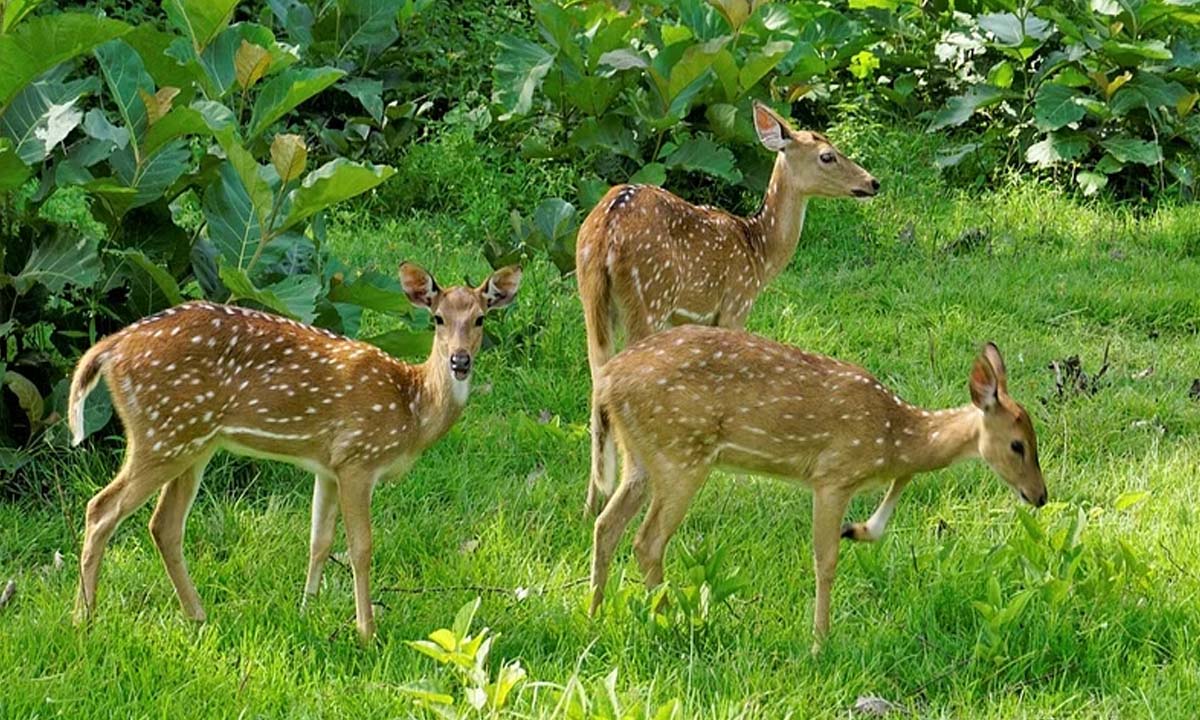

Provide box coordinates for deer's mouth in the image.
[450,352,472,381]
[851,188,877,198]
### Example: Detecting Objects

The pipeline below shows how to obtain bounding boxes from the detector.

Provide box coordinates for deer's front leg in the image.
[841,475,912,543]
[304,473,339,603]
[336,471,376,642]
[811,487,851,653]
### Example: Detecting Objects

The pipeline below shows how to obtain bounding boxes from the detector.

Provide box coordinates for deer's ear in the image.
[969,349,1000,411]
[399,262,439,308]
[753,101,791,152]
[982,342,1008,391]
[480,265,522,311]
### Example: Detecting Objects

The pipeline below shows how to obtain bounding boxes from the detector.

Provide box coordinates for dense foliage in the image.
[0,0,435,475]
[490,0,1200,200]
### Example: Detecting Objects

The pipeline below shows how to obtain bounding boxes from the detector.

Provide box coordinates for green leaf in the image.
[0,14,129,111]
[988,61,1014,89]
[123,25,204,91]
[339,77,384,122]
[197,24,296,99]
[1025,133,1089,167]
[0,141,32,192]
[3,370,44,429]
[739,41,790,91]
[1033,84,1086,131]
[532,197,577,245]
[362,328,433,358]
[598,48,648,71]
[114,249,184,305]
[630,162,666,185]
[927,86,1004,131]
[204,161,264,269]
[219,262,319,322]
[1115,490,1150,511]
[327,271,410,314]
[0,79,87,164]
[278,158,395,232]
[570,116,638,158]
[13,234,101,294]
[94,40,154,143]
[662,136,742,183]
[336,0,403,54]
[493,35,554,120]
[1091,0,1120,15]
[1110,73,1189,116]
[142,105,210,157]
[451,597,480,640]
[1102,39,1173,66]
[248,66,344,139]
[109,139,190,210]
[164,0,239,54]
[978,13,1051,46]
[1100,136,1162,165]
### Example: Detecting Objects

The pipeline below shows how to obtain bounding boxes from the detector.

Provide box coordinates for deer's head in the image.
[753,101,879,199]
[969,343,1047,507]
[400,263,523,381]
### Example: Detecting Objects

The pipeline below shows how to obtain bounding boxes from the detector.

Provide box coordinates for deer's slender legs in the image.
[76,448,190,624]
[841,475,913,543]
[589,454,649,616]
[811,487,852,650]
[304,473,339,601]
[148,458,208,621]
[632,468,705,590]
[585,399,617,516]
[336,470,376,641]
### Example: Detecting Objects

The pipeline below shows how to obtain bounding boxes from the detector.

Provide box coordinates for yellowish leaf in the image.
[787,83,812,102]
[235,39,272,90]
[138,86,179,125]
[1177,91,1199,117]
[270,133,308,184]
[1105,71,1132,100]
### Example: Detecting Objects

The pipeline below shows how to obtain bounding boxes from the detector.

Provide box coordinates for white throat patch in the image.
[451,377,470,405]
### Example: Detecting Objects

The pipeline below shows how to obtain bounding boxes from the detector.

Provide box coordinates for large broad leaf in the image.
[978,13,1052,46]
[1025,132,1089,167]
[204,161,264,269]
[0,141,32,192]
[0,14,129,111]
[142,105,211,157]
[1033,83,1086,130]
[268,0,315,47]
[927,85,1005,131]
[278,159,395,232]
[0,76,95,164]
[164,0,239,54]
[1110,73,1189,116]
[123,25,204,91]
[13,234,101,294]
[339,77,384,122]
[1100,136,1162,165]
[1102,39,1173,66]
[1076,170,1108,196]
[114,248,184,305]
[662,136,742,183]
[248,66,344,139]
[335,0,403,54]
[109,139,191,210]
[197,23,296,100]
[94,40,154,143]
[362,328,433,359]
[493,35,554,120]
[569,116,639,158]
[739,40,790,93]
[327,271,410,314]
[219,262,320,322]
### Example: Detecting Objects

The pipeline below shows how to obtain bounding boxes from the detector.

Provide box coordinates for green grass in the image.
[3,124,1199,718]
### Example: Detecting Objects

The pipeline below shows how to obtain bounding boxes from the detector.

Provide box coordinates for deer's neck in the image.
[892,405,981,476]
[412,350,469,445]
[753,152,810,280]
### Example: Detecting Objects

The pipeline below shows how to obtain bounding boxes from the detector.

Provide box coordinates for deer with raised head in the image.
[68,262,522,641]
[587,326,1046,651]
[577,101,880,515]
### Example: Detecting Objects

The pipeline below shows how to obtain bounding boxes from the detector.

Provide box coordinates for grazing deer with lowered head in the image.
[68,262,521,641]
[587,327,1046,651]
[577,101,880,515]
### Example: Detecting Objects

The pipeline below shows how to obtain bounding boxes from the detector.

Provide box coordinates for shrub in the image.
[0,0,428,476]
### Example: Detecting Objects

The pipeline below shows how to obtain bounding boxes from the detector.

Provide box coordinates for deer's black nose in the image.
[870,178,881,192]
[450,351,471,379]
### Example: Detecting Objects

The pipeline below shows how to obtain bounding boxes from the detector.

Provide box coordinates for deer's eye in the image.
[434,315,445,326]
[819,151,836,164]
[474,316,484,327]
[1011,440,1025,457]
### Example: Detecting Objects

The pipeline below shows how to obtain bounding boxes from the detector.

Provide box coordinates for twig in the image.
[0,580,16,611]
[1158,539,1195,580]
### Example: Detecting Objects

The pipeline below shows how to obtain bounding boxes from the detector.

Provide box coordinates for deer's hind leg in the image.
[589,449,649,616]
[76,445,192,624]
[633,461,707,590]
[148,456,211,621]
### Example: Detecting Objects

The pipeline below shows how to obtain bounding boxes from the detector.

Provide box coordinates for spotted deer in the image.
[68,262,522,641]
[587,327,1046,651]
[577,101,880,515]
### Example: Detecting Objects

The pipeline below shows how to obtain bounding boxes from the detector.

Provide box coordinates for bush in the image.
[0,0,433,476]
[489,0,1200,200]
